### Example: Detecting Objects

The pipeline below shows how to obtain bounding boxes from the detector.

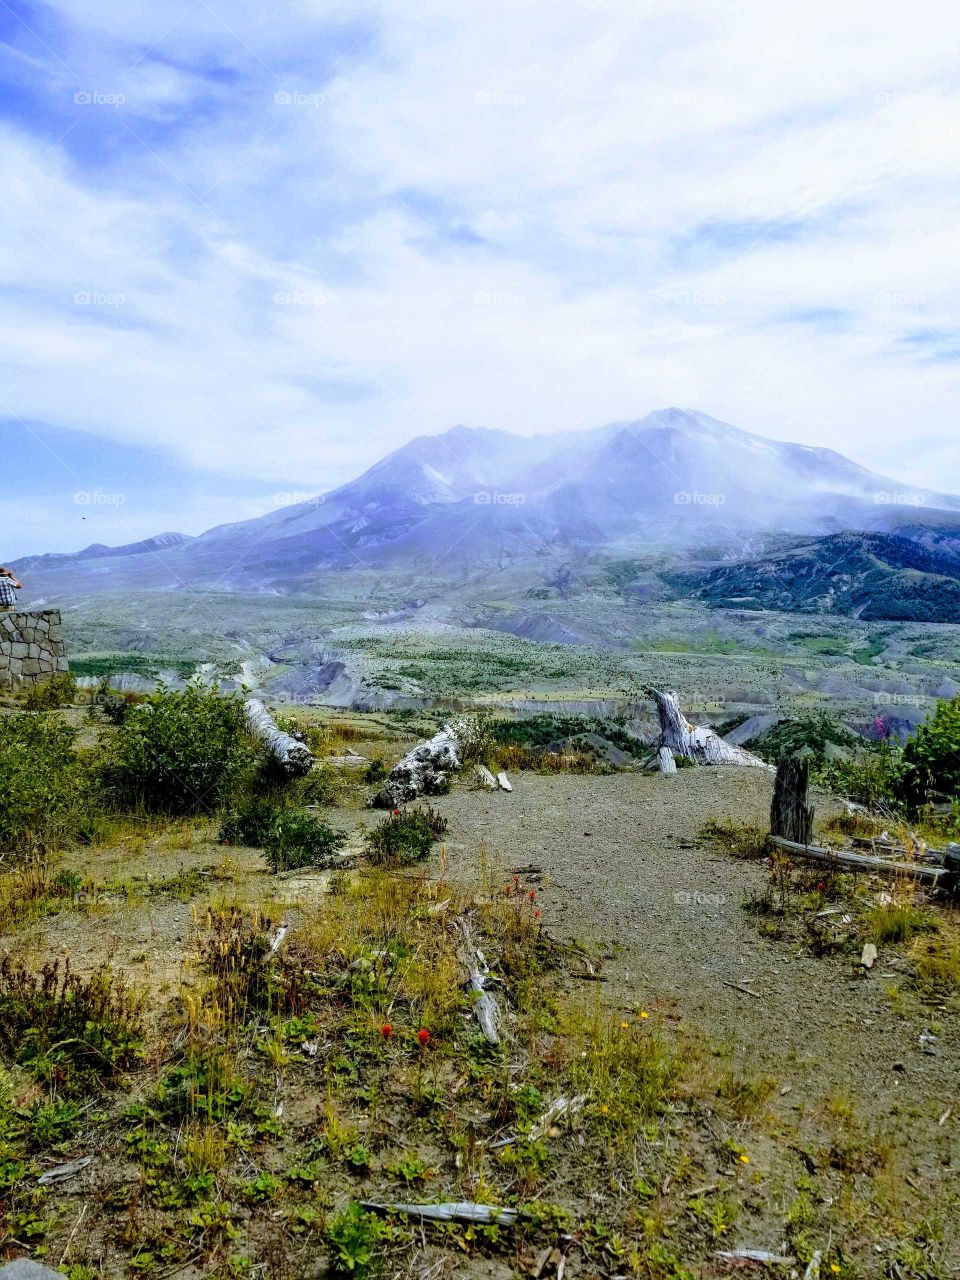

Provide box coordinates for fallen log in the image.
[768,835,947,887]
[456,919,501,1044]
[360,1200,518,1226]
[373,722,462,807]
[244,699,313,777]
[646,689,769,768]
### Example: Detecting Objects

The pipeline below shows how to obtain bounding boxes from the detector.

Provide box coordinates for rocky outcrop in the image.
[0,610,68,688]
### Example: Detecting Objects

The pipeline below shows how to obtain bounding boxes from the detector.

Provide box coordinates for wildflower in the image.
[533,909,541,919]
[620,1021,630,1029]
[380,1023,393,1039]
[392,808,400,816]
[830,1268,840,1275]
[529,889,536,902]
[739,1153,750,1164]
[417,1028,431,1046]
[639,1011,649,1020]
[599,1104,609,1114]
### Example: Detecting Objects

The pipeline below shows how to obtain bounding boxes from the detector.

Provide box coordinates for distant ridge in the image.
[14,411,960,603]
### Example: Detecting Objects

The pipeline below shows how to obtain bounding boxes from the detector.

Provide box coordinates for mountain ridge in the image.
[13,411,960,604]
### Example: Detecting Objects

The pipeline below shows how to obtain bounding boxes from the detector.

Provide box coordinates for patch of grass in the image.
[863,901,937,945]
[910,935,960,998]
[700,818,769,859]
[365,807,447,867]
[0,954,144,1093]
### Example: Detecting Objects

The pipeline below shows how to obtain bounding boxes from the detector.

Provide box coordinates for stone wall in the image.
[0,610,69,688]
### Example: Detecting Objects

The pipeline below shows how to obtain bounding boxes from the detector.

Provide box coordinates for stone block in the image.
[0,1258,64,1278]
[10,643,27,659]
[21,659,41,676]
[27,644,40,658]
[56,657,70,671]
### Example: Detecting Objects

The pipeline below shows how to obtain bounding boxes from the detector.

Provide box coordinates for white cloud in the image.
[3,0,960,536]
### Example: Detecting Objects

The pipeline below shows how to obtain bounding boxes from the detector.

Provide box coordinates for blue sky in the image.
[3,0,960,556]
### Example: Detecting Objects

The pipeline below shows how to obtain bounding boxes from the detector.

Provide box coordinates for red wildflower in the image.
[534,909,541,920]
[380,1023,393,1038]
[529,889,536,902]
[392,808,400,816]
[417,1028,431,1046]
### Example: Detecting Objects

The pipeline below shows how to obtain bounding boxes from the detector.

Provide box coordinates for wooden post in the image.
[770,756,815,845]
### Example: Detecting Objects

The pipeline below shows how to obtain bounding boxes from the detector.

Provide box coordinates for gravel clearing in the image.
[428,768,960,1158]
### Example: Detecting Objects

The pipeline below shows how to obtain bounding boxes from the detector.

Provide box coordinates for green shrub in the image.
[21,672,77,711]
[104,684,257,815]
[0,713,85,855]
[325,1204,385,1278]
[263,811,346,873]
[365,807,446,867]
[901,696,960,809]
[752,713,859,766]
[815,739,905,811]
[219,796,282,847]
[0,954,144,1093]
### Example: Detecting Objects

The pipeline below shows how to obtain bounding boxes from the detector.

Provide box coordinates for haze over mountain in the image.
[16,410,960,606]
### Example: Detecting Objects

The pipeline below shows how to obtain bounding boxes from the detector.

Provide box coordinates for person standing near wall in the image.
[0,566,22,611]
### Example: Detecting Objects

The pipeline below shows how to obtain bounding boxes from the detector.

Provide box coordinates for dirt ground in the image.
[418,769,960,1215]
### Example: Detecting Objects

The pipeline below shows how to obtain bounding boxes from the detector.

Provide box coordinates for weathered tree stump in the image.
[770,756,815,845]
[646,688,769,768]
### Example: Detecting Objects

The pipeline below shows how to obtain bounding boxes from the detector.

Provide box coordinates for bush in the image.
[0,954,144,1093]
[21,672,77,711]
[752,713,859,766]
[0,713,86,855]
[365,807,446,867]
[219,796,282,847]
[816,739,905,811]
[263,811,346,873]
[326,1204,385,1278]
[104,684,257,815]
[901,696,960,809]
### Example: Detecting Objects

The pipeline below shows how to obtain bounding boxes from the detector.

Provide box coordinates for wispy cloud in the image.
[3,0,960,552]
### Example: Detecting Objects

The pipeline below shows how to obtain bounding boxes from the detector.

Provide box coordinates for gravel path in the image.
[428,768,959,1161]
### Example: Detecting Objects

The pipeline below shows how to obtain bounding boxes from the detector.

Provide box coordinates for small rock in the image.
[892,1061,907,1073]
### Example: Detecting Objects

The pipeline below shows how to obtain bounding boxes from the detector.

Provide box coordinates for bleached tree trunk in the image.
[244,698,313,777]
[646,688,770,768]
[373,722,462,807]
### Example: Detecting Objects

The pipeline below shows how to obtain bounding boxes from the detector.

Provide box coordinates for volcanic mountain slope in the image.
[15,409,960,597]
[689,531,960,621]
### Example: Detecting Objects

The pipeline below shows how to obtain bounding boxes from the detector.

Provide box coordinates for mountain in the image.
[14,410,960,598]
[15,532,194,574]
[687,531,960,622]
